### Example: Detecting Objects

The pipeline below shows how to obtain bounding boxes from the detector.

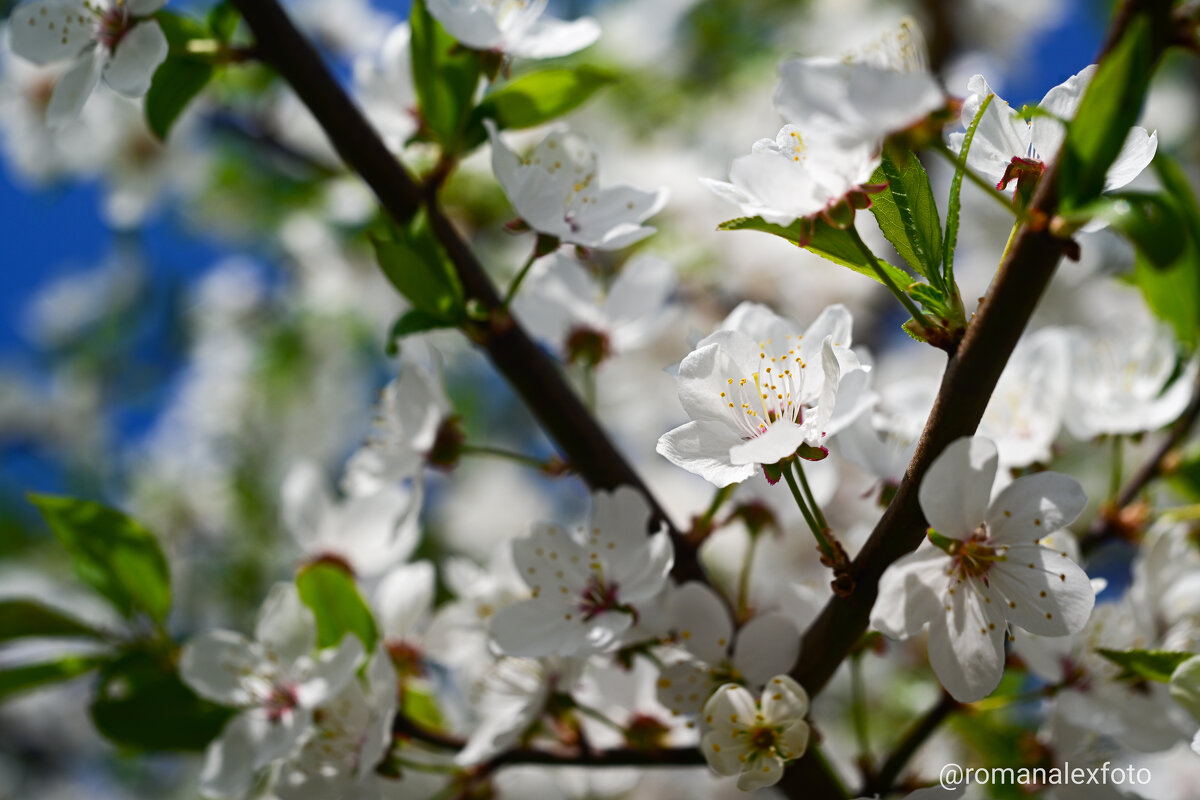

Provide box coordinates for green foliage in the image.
[1069,193,1185,268]
[410,0,482,151]
[0,655,107,702]
[0,600,104,643]
[1097,648,1194,683]
[153,10,210,49]
[146,57,214,140]
[944,94,995,291]
[371,211,467,328]
[207,2,240,42]
[29,495,171,623]
[870,148,943,286]
[385,310,461,355]
[465,66,617,148]
[90,650,234,751]
[295,562,379,652]
[716,215,913,288]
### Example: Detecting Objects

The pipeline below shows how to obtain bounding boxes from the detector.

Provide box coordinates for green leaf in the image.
[717,215,913,288]
[1167,449,1200,501]
[906,282,953,319]
[371,211,466,323]
[1133,251,1200,351]
[0,655,106,702]
[153,10,210,51]
[145,56,214,140]
[403,683,445,730]
[465,66,616,147]
[207,1,240,41]
[1067,193,1186,268]
[870,149,943,285]
[1097,648,1194,684]
[410,0,483,150]
[29,495,171,623]
[0,600,104,643]
[295,562,378,652]
[91,651,234,751]
[385,309,461,355]
[1057,13,1164,209]
[944,94,995,290]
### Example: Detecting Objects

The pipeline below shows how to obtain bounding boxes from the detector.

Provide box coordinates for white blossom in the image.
[179,584,365,799]
[354,23,417,153]
[657,301,871,487]
[871,436,1094,702]
[488,486,673,658]
[9,0,170,127]
[427,0,600,59]
[700,675,810,791]
[487,121,668,250]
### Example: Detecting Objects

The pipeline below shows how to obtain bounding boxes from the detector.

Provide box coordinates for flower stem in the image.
[845,226,934,332]
[736,530,761,619]
[933,143,1022,218]
[581,363,597,411]
[461,444,559,473]
[573,701,627,735]
[849,653,871,766]
[794,460,829,533]
[782,462,835,561]
[502,248,540,309]
[1109,435,1125,501]
[697,484,735,531]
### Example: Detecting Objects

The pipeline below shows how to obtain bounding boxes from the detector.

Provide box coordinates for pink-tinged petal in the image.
[10,0,91,66]
[102,19,167,96]
[985,471,1087,544]
[295,634,364,707]
[927,576,1006,702]
[179,630,258,706]
[669,582,733,664]
[657,660,714,716]
[760,674,808,722]
[990,544,1094,636]
[255,583,316,663]
[918,437,997,539]
[505,16,600,59]
[375,561,435,641]
[734,615,800,685]
[872,546,950,639]
[736,754,785,790]
[45,48,103,128]
[728,422,809,467]
[656,420,755,487]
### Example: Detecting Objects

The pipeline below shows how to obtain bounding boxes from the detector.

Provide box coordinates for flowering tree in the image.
[4,0,1200,799]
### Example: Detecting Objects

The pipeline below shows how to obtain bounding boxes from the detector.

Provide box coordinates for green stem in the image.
[1109,435,1125,501]
[933,143,1022,218]
[999,218,1022,265]
[573,702,627,734]
[850,654,871,765]
[736,531,761,618]
[461,444,554,472]
[782,463,834,561]
[845,226,934,332]
[502,248,540,308]
[581,363,597,411]
[794,460,829,533]
[696,484,735,530]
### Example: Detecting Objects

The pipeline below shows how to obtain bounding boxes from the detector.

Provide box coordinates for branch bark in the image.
[227,0,704,582]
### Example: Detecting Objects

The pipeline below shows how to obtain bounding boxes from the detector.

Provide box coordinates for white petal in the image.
[985,471,1087,544]
[702,681,757,727]
[778,719,810,760]
[505,16,600,59]
[281,462,333,551]
[927,576,1007,702]
[199,712,267,799]
[990,544,1094,636]
[618,529,674,603]
[1171,655,1200,720]
[335,485,422,576]
[426,0,502,50]
[179,631,258,706]
[46,48,103,128]
[728,422,810,467]
[736,754,785,790]
[296,634,364,707]
[1104,128,1157,191]
[918,437,997,539]
[511,522,589,594]
[871,546,949,639]
[656,420,755,487]
[375,560,435,641]
[489,599,586,658]
[582,609,633,652]
[733,615,800,685]
[657,660,714,716]
[255,583,316,664]
[102,19,168,97]
[9,0,91,66]
[590,486,658,580]
[700,728,752,776]
[760,674,808,722]
[668,582,733,664]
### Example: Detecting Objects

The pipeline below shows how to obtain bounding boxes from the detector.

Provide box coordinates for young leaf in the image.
[944,93,995,290]
[464,66,616,147]
[91,650,234,750]
[207,1,240,42]
[1066,192,1185,268]
[717,216,914,289]
[870,148,943,285]
[386,309,462,355]
[153,10,211,51]
[1097,648,1194,684]
[0,600,104,643]
[0,655,108,703]
[371,211,466,323]
[410,0,483,150]
[145,56,214,140]
[29,495,171,623]
[295,562,379,652]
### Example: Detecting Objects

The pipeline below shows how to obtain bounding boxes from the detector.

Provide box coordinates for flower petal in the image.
[1104,128,1158,191]
[702,682,757,729]
[657,660,714,716]
[255,583,316,664]
[760,674,808,722]
[1170,655,1200,721]
[736,754,785,791]
[733,615,800,685]
[872,545,950,639]
[102,19,167,97]
[989,544,1094,636]
[9,0,91,66]
[656,420,755,487]
[668,581,733,665]
[927,576,1006,702]
[918,436,997,539]
[179,630,258,706]
[985,471,1087,544]
[504,16,600,59]
[45,48,103,128]
[199,712,267,799]
[375,560,435,641]
[700,728,752,776]
[296,634,364,708]
[489,599,586,658]
[281,461,332,551]
[728,422,809,467]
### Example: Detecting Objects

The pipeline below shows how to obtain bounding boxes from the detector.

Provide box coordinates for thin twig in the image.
[859,692,960,797]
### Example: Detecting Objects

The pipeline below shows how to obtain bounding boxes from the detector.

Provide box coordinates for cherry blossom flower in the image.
[513,252,676,365]
[657,302,871,487]
[656,582,800,716]
[700,675,810,791]
[179,584,365,799]
[488,486,673,658]
[427,0,600,59]
[354,23,417,153]
[949,67,1157,198]
[486,121,668,250]
[702,122,881,229]
[1063,323,1197,440]
[10,0,170,127]
[281,461,421,577]
[1172,656,1200,754]
[871,436,1094,702]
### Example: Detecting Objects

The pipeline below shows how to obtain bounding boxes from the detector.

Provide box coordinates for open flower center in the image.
[944,527,1008,582]
[749,724,780,753]
[720,337,810,439]
[578,573,622,621]
[91,1,131,51]
[262,683,299,722]
[565,325,611,367]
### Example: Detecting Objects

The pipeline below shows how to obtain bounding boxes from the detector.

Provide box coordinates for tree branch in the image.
[227,0,704,582]
[859,691,960,797]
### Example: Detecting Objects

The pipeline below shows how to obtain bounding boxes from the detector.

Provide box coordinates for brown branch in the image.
[227,0,704,582]
[859,691,960,797]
